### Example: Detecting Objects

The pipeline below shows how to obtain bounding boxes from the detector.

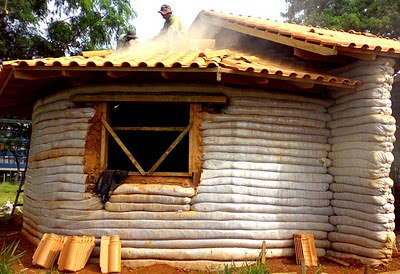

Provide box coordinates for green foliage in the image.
[0,241,26,274]
[282,0,400,38]
[216,257,270,274]
[0,0,136,60]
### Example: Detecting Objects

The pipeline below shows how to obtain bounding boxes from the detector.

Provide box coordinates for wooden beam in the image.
[101,117,146,175]
[127,172,192,177]
[106,71,130,78]
[13,70,62,80]
[294,48,349,64]
[100,103,109,171]
[288,81,314,89]
[70,94,228,104]
[113,126,186,131]
[0,68,14,96]
[203,15,338,56]
[147,123,192,175]
[338,50,376,60]
[190,104,203,187]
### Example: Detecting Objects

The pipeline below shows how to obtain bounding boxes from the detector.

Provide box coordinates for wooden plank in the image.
[202,15,338,56]
[261,241,266,265]
[100,103,109,171]
[101,117,146,176]
[147,123,192,175]
[13,70,62,80]
[124,175,193,187]
[113,127,186,131]
[190,104,203,186]
[323,256,350,267]
[70,94,227,104]
[128,172,192,177]
[339,50,377,60]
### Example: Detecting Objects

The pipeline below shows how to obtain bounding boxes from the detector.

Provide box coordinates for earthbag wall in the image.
[327,57,397,266]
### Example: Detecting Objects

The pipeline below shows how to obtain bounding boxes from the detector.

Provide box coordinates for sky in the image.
[131,0,287,41]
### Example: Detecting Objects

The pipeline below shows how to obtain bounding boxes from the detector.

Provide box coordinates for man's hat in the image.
[126,29,137,39]
[158,4,172,15]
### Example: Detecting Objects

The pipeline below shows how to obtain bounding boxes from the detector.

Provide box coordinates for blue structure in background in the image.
[0,150,27,183]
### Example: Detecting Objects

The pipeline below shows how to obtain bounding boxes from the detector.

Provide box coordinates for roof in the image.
[0,47,359,118]
[193,10,400,59]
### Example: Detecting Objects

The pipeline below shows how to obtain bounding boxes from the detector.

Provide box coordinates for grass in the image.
[0,241,26,274]
[0,182,23,206]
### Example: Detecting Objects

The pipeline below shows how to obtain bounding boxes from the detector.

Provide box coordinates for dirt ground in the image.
[2,222,400,274]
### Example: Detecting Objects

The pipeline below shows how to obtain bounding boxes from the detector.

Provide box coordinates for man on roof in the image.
[116,28,138,50]
[153,4,187,41]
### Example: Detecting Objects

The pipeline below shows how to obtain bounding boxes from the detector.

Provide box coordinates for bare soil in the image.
[1,222,400,274]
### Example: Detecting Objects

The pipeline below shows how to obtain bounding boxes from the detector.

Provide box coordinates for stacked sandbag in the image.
[22,91,103,245]
[192,90,335,257]
[326,58,397,266]
[105,184,195,212]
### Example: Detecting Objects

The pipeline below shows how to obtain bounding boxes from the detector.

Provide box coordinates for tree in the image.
[0,0,136,60]
[282,0,400,39]
[0,120,31,183]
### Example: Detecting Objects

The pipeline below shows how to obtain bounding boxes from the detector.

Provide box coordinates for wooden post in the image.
[261,240,266,265]
[100,103,109,172]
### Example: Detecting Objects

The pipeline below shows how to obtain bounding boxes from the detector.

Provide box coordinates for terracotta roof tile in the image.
[199,10,400,56]
[1,47,360,88]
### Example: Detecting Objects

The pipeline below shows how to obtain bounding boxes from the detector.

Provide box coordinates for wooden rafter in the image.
[113,126,186,131]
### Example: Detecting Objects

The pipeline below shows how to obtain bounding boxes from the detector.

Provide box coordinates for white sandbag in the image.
[25,181,87,193]
[120,247,326,261]
[355,74,393,85]
[196,185,332,199]
[200,177,329,192]
[119,238,331,249]
[328,98,391,114]
[330,183,390,196]
[335,87,391,104]
[30,131,88,146]
[192,203,333,215]
[21,229,40,247]
[105,202,190,212]
[331,123,396,137]
[201,169,334,183]
[333,208,394,224]
[25,189,91,201]
[337,226,395,244]
[331,150,393,163]
[29,156,84,168]
[25,173,87,185]
[333,107,392,120]
[24,206,330,224]
[326,250,387,267]
[225,89,334,107]
[331,200,394,214]
[332,158,392,169]
[30,148,85,162]
[28,166,84,176]
[191,193,330,207]
[203,136,331,151]
[33,108,95,125]
[25,213,334,231]
[203,159,328,172]
[330,166,390,178]
[331,242,392,259]
[332,141,393,152]
[202,113,327,128]
[223,106,332,122]
[201,120,330,136]
[30,140,86,155]
[328,232,393,249]
[334,176,394,189]
[24,195,103,210]
[109,194,191,205]
[334,64,394,78]
[228,97,327,112]
[113,184,195,197]
[202,128,327,143]
[31,123,91,139]
[334,192,393,206]
[32,100,76,119]
[327,114,395,129]
[329,133,395,144]
[204,144,328,158]
[357,81,392,91]
[329,216,395,232]
[33,118,91,131]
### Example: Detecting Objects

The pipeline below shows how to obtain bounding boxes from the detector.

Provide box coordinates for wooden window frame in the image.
[100,102,202,181]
